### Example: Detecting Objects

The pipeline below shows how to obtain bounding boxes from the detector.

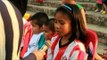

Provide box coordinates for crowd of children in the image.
[19,0,106,60]
[0,0,106,60]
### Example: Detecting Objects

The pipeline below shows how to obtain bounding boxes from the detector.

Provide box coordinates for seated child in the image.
[20,12,49,58]
[95,0,103,12]
[43,18,58,59]
[47,4,88,60]
[62,1,102,60]
[43,18,56,41]
[101,0,107,14]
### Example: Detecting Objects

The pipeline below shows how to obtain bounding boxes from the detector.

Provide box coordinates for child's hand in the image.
[32,51,45,60]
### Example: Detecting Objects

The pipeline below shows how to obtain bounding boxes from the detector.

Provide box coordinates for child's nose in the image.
[55,24,60,29]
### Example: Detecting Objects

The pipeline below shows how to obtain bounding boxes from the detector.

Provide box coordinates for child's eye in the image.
[60,22,65,25]
[44,30,48,33]
[32,24,35,27]
[54,20,57,23]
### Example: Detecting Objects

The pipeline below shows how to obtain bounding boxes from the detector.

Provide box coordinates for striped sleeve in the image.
[70,50,87,60]
[0,0,23,60]
[69,42,88,60]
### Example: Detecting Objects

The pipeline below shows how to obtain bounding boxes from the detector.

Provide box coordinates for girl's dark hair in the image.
[44,18,55,33]
[30,12,49,27]
[55,4,87,43]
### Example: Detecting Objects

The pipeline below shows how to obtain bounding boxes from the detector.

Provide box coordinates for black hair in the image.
[44,18,55,33]
[30,12,49,27]
[55,4,87,43]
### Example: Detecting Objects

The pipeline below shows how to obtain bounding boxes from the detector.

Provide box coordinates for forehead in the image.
[31,20,37,24]
[30,21,39,27]
[55,12,70,21]
[62,0,75,3]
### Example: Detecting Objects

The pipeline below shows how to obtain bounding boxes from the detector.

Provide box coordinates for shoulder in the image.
[74,39,86,52]
[67,40,87,60]
[51,35,59,44]
[51,33,59,43]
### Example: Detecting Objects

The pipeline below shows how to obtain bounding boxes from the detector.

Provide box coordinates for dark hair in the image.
[44,18,55,33]
[30,12,49,27]
[55,4,87,43]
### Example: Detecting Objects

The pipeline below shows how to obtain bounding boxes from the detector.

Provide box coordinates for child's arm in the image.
[21,51,45,60]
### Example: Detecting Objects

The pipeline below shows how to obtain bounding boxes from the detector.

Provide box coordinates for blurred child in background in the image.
[43,18,56,41]
[101,0,107,14]
[95,0,103,12]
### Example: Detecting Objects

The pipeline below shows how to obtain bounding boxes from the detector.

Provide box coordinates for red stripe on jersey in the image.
[51,36,60,55]
[69,45,80,58]
[78,51,85,60]
[54,46,68,60]
[20,22,32,58]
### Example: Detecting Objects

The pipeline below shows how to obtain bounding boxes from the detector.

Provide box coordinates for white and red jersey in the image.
[47,35,88,60]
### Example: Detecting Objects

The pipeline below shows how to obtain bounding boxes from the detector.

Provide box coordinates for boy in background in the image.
[43,18,57,59]
[20,12,49,58]
[43,18,56,41]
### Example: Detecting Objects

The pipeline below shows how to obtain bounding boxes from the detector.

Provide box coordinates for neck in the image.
[63,35,71,41]
[61,34,71,45]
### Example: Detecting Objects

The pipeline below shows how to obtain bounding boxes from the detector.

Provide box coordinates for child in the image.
[61,1,102,60]
[43,18,57,59]
[61,0,87,29]
[95,0,103,12]
[43,18,56,41]
[20,12,49,58]
[47,4,88,60]
[101,0,107,14]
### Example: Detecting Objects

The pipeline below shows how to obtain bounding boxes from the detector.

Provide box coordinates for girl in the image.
[61,1,102,60]
[47,4,88,60]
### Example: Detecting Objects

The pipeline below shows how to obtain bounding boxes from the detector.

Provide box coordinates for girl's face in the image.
[43,25,53,40]
[54,12,72,37]
[31,21,42,34]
